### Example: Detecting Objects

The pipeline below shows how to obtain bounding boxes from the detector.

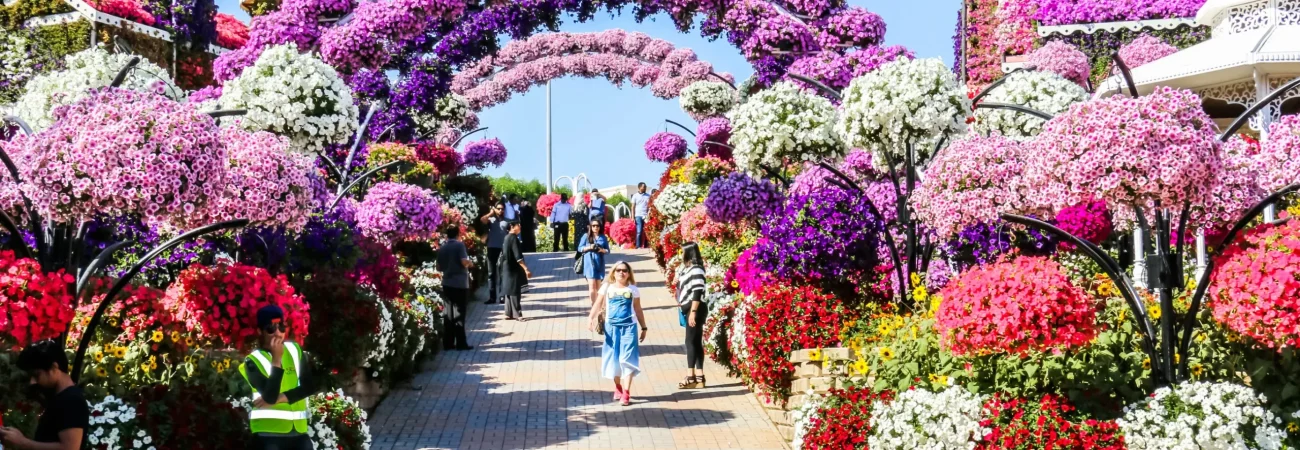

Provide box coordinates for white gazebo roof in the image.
[1095,0,1300,98]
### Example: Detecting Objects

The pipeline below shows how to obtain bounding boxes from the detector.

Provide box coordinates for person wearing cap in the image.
[239,305,317,450]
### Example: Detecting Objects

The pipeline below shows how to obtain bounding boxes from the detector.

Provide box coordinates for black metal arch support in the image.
[664,119,697,138]
[1111,52,1139,98]
[453,127,490,148]
[971,67,1028,104]
[973,102,1055,121]
[707,72,738,91]
[785,74,842,101]
[206,109,248,119]
[72,219,250,382]
[2,116,33,136]
[1220,76,1300,141]
[109,57,141,89]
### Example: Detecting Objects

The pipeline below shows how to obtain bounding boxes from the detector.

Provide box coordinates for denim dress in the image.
[579,234,610,280]
[601,284,641,379]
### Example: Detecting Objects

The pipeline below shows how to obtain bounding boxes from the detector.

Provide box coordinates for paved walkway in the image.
[369,249,788,450]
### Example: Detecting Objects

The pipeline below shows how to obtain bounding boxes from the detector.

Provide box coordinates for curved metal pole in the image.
[664,120,696,138]
[817,162,863,193]
[1220,76,1300,140]
[707,72,738,91]
[785,74,841,101]
[340,102,385,194]
[206,109,247,119]
[453,127,490,148]
[2,116,33,136]
[1177,182,1300,378]
[375,124,397,142]
[109,57,141,88]
[74,241,130,302]
[701,141,733,150]
[72,219,250,382]
[970,67,1027,104]
[759,164,790,189]
[973,102,1055,121]
[329,160,408,210]
[1111,52,1139,98]
[1002,213,1162,374]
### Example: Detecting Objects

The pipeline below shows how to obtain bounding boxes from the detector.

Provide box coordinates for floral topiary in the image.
[972,70,1087,140]
[1023,86,1221,229]
[837,58,970,170]
[1053,200,1113,251]
[1116,34,1177,69]
[1256,114,1300,193]
[729,81,842,174]
[460,138,507,170]
[12,46,176,132]
[1025,41,1090,87]
[704,171,783,224]
[695,117,733,160]
[1208,219,1300,351]
[645,132,689,163]
[164,262,310,351]
[913,134,1031,239]
[356,182,443,245]
[936,256,1098,356]
[653,183,705,222]
[608,218,637,247]
[0,251,73,350]
[679,204,742,245]
[414,142,462,178]
[754,187,883,282]
[679,80,739,121]
[218,43,359,153]
[681,155,733,188]
[210,127,316,231]
[6,88,225,229]
[536,193,561,218]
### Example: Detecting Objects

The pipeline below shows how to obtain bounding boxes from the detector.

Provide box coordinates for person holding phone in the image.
[238,305,318,450]
[0,340,87,450]
[481,201,509,304]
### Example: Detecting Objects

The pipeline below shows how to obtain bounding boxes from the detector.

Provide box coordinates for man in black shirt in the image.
[0,339,87,450]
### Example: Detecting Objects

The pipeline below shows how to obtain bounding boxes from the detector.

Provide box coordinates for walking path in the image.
[368,249,788,450]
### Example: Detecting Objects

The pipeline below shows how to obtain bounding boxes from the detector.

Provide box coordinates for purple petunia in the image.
[460,137,508,169]
[695,118,733,160]
[645,132,689,163]
[753,186,883,280]
[356,182,443,244]
[704,171,783,223]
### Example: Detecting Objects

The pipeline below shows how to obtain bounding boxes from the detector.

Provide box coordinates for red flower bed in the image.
[90,0,156,25]
[977,394,1124,450]
[214,13,249,49]
[0,251,74,350]
[609,218,636,247]
[69,281,174,345]
[803,386,894,450]
[165,263,310,351]
[1209,219,1300,350]
[744,283,853,402]
[936,256,1098,356]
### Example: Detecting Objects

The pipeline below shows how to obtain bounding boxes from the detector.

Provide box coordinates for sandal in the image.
[698,375,706,388]
[677,376,700,389]
[621,390,631,406]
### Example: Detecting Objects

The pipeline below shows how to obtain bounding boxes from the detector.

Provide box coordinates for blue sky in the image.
[212,0,960,190]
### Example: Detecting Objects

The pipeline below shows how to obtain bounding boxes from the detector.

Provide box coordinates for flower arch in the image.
[450,30,736,111]
[215,0,890,140]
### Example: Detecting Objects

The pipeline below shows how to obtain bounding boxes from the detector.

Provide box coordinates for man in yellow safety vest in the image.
[239,305,317,450]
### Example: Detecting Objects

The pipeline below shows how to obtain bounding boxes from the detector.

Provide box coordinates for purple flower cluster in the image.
[357,182,443,244]
[782,0,841,17]
[211,0,355,81]
[188,85,222,103]
[1053,199,1113,251]
[1031,0,1207,26]
[785,45,913,91]
[704,171,783,224]
[348,69,392,104]
[696,118,733,160]
[741,14,816,60]
[841,148,878,179]
[753,186,883,280]
[318,0,466,74]
[83,214,218,286]
[942,220,1057,270]
[645,132,689,163]
[819,7,886,49]
[460,138,508,170]
[290,206,361,273]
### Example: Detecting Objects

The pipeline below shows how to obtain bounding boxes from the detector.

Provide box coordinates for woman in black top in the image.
[676,243,708,389]
[499,220,533,320]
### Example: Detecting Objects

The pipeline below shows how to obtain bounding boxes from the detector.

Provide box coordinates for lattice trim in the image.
[1036,18,1196,37]
[1200,80,1258,106]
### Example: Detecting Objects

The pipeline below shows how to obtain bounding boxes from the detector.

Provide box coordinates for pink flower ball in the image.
[1026,41,1090,87]
[357,182,443,244]
[1117,34,1177,69]
[209,127,316,231]
[914,134,1031,238]
[1257,115,1300,193]
[1208,219,1300,351]
[645,132,689,163]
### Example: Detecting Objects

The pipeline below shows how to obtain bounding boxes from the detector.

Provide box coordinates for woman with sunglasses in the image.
[238,305,318,450]
[578,220,611,307]
[587,261,647,406]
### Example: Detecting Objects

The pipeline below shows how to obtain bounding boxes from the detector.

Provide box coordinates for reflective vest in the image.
[238,341,309,434]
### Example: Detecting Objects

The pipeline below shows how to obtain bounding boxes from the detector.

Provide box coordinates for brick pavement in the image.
[368,249,788,450]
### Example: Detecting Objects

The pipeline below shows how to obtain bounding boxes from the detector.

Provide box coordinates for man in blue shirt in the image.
[550,193,572,252]
[589,192,606,221]
[631,183,652,249]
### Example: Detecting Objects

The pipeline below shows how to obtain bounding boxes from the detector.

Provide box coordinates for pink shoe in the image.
[621,390,631,406]
[613,386,623,402]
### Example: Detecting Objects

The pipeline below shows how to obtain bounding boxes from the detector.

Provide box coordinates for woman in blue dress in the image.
[578,220,610,306]
[587,261,647,406]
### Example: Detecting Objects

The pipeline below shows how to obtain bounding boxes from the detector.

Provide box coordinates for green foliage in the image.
[489,174,549,202]
[1047,25,1210,88]
[0,0,74,29]
[0,352,40,435]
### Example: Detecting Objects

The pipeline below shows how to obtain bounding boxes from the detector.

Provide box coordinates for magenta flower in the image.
[1026,41,1090,87]
[696,118,733,160]
[460,138,508,170]
[1053,200,1113,251]
[645,132,689,163]
[356,182,443,244]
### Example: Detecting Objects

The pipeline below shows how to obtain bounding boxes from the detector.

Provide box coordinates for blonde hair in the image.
[604,261,636,286]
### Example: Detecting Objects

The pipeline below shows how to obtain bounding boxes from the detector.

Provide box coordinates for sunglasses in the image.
[263,323,288,334]
[614,268,629,273]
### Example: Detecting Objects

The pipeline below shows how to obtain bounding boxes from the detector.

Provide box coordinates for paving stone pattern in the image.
[368,249,788,450]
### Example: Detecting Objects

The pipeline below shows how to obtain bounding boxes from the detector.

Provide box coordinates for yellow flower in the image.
[730,280,739,288]
[1195,333,1207,343]
[853,359,869,375]
[113,347,127,358]
[141,363,152,372]
[149,355,157,365]
[1149,306,1161,321]
[170,331,181,342]
[1173,354,1180,364]
[877,347,895,361]
[185,337,195,346]
[107,317,119,326]
[807,348,823,362]
[149,361,158,370]
[847,337,863,352]
[114,364,124,374]
[910,273,922,285]
[877,322,894,337]
[1288,422,1299,433]
[1142,358,1151,370]
[1191,364,1205,378]
[151,330,164,343]
[95,367,107,377]
[93,352,104,363]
